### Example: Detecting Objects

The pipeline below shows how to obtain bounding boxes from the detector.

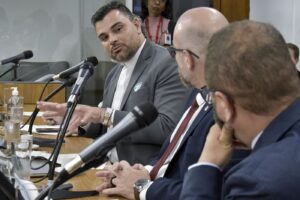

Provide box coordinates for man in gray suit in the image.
[37,1,187,165]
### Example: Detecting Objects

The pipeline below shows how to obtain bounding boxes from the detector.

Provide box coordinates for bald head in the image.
[174,7,228,55]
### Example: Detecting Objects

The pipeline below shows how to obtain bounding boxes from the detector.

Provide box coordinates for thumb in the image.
[218,123,234,149]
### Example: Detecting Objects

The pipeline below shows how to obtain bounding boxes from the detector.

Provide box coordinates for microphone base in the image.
[51,188,98,199]
[33,137,64,147]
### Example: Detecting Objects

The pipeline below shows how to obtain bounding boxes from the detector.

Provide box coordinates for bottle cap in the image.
[11,87,19,96]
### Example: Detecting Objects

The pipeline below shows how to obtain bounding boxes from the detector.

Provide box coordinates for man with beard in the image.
[37,1,187,165]
[92,7,242,200]
[181,21,300,199]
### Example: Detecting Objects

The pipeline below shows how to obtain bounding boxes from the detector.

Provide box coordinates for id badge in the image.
[164,33,172,45]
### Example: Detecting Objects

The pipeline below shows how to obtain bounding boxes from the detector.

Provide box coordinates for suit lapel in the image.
[178,104,212,151]
[120,41,153,109]
[104,64,123,107]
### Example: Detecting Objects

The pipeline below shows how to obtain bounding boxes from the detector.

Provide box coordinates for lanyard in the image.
[145,16,163,44]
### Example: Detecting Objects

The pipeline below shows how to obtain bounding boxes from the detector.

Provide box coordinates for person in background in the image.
[94,8,247,200]
[181,20,300,200]
[141,0,171,46]
[287,42,300,78]
[37,1,187,165]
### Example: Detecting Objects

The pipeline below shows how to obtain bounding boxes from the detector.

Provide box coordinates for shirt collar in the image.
[251,131,263,149]
[123,39,146,69]
[196,93,205,106]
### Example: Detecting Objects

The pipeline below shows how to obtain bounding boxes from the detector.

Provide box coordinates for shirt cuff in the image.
[140,181,153,200]
[188,162,222,171]
[109,109,116,128]
[144,165,153,173]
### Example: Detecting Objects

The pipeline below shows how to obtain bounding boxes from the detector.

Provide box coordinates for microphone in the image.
[52,56,98,80]
[67,61,97,104]
[0,50,33,65]
[63,102,158,175]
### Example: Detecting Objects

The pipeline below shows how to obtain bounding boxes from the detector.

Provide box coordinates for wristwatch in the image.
[133,179,150,200]
[102,107,113,126]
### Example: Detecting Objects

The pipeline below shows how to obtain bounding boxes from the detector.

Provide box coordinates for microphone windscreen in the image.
[86,56,98,66]
[132,102,158,127]
[23,50,33,59]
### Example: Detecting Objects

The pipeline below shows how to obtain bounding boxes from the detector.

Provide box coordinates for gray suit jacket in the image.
[85,40,188,164]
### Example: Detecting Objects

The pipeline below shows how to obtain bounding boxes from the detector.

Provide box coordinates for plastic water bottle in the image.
[5,87,22,144]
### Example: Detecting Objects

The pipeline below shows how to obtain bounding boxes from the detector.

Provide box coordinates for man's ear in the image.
[214,91,234,123]
[133,17,142,34]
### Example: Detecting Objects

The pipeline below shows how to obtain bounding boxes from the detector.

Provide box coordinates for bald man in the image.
[93,8,235,200]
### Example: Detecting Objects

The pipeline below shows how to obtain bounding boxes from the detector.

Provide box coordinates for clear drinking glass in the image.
[14,134,33,180]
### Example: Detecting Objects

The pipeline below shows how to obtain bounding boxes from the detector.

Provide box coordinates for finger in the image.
[132,163,143,170]
[112,163,123,172]
[42,111,59,118]
[95,170,111,178]
[95,182,111,192]
[37,101,58,111]
[218,123,234,148]
[102,187,121,196]
[68,117,82,132]
[119,160,130,167]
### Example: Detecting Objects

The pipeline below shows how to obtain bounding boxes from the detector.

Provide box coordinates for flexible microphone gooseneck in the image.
[52,56,98,80]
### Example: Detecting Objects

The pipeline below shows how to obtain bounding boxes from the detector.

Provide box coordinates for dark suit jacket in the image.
[181,98,300,200]
[85,40,188,164]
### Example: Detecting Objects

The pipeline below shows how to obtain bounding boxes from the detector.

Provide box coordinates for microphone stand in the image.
[47,97,78,183]
[45,63,95,199]
[0,62,19,80]
[28,78,76,147]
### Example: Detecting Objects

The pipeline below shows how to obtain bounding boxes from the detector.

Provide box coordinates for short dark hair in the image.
[287,42,299,60]
[91,1,134,26]
[205,20,300,114]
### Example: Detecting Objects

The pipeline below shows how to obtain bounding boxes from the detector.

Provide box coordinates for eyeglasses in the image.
[167,46,200,59]
[204,88,235,105]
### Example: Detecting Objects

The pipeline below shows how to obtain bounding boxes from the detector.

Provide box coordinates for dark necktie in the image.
[150,99,199,180]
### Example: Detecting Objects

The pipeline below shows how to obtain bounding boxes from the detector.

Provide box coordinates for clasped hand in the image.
[95,161,150,200]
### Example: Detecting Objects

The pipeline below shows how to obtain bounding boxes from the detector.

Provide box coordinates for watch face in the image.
[134,179,150,192]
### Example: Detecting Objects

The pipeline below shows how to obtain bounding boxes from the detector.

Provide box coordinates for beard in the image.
[110,44,136,62]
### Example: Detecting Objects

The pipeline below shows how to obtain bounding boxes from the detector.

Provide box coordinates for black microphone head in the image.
[132,102,158,127]
[23,50,33,59]
[86,56,98,66]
